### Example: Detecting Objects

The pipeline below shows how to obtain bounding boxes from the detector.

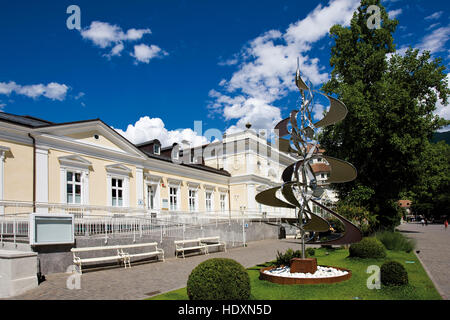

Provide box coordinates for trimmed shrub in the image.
[187,258,250,300]
[375,231,416,253]
[306,248,316,256]
[349,237,386,259]
[381,261,408,286]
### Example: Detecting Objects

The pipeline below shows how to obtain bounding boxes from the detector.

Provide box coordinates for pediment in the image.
[58,155,92,169]
[105,163,132,176]
[34,120,146,158]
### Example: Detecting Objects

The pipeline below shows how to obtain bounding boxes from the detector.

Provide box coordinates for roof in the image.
[142,150,230,177]
[398,200,412,207]
[311,163,330,173]
[135,139,161,147]
[0,112,231,178]
[0,112,53,128]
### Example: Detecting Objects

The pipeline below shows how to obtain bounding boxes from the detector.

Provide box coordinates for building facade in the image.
[0,112,336,218]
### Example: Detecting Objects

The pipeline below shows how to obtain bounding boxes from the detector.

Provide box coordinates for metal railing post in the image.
[13,218,16,246]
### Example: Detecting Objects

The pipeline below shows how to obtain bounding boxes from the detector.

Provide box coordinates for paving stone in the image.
[6,238,306,300]
[397,222,450,300]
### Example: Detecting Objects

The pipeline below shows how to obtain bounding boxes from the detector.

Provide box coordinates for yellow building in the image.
[0,112,305,218]
[0,113,232,217]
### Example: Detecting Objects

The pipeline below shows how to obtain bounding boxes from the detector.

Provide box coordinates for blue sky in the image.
[0,0,449,146]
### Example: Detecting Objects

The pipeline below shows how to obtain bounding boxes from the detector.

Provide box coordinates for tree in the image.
[320,0,449,229]
[410,141,450,219]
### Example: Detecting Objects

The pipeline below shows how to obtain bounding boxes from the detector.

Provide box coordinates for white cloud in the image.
[388,9,402,19]
[131,44,167,64]
[80,21,167,63]
[81,21,151,48]
[0,81,69,101]
[425,11,443,20]
[115,116,209,147]
[209,0,360,132]
[418,25,450,54]
[74,92,85,100]
[43,83,69,101]
[110,43,125,57]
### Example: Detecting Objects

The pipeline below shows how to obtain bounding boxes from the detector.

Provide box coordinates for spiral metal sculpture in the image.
[255,61,362,257]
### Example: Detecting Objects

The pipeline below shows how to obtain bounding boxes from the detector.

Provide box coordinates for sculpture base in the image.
[259,265,352,285]
[290,258,317,274]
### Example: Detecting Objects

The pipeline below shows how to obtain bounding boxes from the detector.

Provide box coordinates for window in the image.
[111,178,123,207]
[205,191,213,212]
[148,185,155,210]
[66,171,82,204]
[220,194,226,212]
[154,144,160,155]
[317,157,322,162]
[169,187,178,211]
[189,189,197,212]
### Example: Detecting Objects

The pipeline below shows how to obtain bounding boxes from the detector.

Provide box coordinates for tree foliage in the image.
[320,0,449,229]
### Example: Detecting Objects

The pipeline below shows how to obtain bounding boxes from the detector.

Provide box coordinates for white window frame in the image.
[59,155,91,207]
[106,164,131,208]
[205,191,213,212]
[65,170,83,205]
[145,174,161,212]
[169,185,180,211]
[154,144,160,155]
[219,193,227,213]
[111,177,124,207]
[188,189,198,212]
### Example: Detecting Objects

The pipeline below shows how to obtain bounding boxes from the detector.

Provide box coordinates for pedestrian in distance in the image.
[445,219,448,230]
[421,218,425,226]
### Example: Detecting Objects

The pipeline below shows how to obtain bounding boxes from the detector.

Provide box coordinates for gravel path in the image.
[397,222,450,300]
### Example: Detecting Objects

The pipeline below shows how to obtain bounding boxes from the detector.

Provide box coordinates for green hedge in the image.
[349,237,386,259]
[187,258,250,300]
[381,261,408,286]
[375,231,416,253]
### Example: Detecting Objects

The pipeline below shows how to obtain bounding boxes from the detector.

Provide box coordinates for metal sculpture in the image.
[255,60,362,257]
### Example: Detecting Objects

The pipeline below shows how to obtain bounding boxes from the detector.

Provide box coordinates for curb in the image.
[414,251,447,300]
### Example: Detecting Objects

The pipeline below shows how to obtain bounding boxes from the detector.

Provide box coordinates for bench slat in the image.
[77,256,121,263]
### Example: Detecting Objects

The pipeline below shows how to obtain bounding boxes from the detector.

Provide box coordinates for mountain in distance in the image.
[432,131,450,144]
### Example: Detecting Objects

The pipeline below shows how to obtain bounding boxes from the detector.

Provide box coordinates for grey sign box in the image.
[29,213,74,246]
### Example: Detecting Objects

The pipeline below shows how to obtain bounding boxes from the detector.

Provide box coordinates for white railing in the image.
[0,200,291,246]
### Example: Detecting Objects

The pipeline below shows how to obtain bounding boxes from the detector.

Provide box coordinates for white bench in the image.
[199,236,227,253]
[71,245,126,274]
[118,242,164,268]
[174,239,208,259]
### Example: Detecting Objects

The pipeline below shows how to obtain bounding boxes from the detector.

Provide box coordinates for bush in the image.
[349,237,386,259]
[375,231,416,253]
[381,261,408,286]
[275,248,302,266]
[306,248,315,256]
[275,248,317,266]
[187,258,250,300]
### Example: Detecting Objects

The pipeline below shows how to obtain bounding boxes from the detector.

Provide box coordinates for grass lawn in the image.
[149,247,441,300]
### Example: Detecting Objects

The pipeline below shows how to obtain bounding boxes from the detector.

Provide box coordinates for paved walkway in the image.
[7,238,305,300]
[397,222,450,300]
